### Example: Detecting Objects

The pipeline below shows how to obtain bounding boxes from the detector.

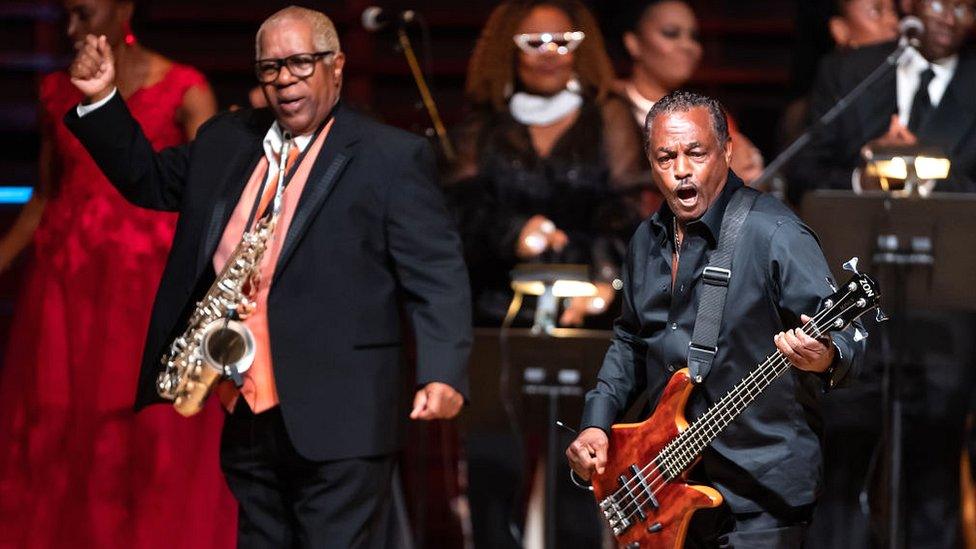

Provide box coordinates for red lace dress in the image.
[0,65,236,548]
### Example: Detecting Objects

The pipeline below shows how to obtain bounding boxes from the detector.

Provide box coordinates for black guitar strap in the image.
[686,186,759,384]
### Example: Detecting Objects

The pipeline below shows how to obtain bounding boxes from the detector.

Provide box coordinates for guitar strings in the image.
[604,295,860,526]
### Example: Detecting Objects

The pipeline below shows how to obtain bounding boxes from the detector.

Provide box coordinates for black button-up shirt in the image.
[580,172,865,512]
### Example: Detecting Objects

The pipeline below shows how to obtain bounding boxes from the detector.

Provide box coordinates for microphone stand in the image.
[751,38,916,190]
[395,20,456,162]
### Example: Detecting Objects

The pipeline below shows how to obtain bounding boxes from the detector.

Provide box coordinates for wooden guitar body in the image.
[590,368,723,549]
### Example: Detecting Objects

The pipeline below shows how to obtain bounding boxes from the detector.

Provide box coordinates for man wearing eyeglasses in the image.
[63,6,471,547]
[790,1,976,547]
[789,0,976,203]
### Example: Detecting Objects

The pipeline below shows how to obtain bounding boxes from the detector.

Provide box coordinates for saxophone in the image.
[157,140,291,417]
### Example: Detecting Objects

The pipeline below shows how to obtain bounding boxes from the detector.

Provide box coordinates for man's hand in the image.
[410,382,463,420]
[559,282,616,327]
[730,131,765,184]
[774,314,835,373]
[516,215,568,259]
[69,34,116,103]
[864,114,918,152]
[565,427,609,481]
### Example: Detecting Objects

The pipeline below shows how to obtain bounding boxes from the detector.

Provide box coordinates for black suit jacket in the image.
[788,41,976,204]
[65,95,472,461]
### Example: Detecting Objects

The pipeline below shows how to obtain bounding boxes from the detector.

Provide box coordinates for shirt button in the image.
[671,323,677,330]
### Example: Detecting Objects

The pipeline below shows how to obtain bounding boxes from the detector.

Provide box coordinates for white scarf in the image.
[509,88,583,126]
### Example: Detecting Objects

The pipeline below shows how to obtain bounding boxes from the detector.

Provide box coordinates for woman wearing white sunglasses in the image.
[448,0,644,332]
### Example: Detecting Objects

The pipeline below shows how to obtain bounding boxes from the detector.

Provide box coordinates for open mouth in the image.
[676,186,698,202]
[278,96,305,114]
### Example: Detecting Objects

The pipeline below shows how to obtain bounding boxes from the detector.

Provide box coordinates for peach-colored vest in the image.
[215,120,334,413]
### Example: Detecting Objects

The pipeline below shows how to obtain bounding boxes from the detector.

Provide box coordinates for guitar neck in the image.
[658,351,792,479]
[648,269,879,481]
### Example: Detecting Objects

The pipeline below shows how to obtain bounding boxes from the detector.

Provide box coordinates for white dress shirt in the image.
[853,47,958,191]
[896,46,958,126]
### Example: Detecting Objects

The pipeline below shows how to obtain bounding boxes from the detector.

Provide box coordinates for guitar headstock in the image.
[811,258,884,337]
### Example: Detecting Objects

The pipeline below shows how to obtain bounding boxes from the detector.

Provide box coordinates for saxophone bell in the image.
[200,319,256,378]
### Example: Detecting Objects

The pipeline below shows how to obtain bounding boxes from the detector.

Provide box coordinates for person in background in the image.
[448,0,645,331]
[788,0,976,202]
[0,0,232,547]
[778,0,899,160]
[447,2,644,547]
[790,1,976,546]
[829,0,901,48]
[617,0,766,187]
[785,4,898,549]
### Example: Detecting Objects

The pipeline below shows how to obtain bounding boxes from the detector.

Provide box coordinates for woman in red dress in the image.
[0,1,236,547]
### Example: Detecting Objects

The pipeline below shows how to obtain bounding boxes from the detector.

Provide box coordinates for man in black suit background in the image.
[789,0,976,204]
[790,2,976,546]
[64,6,471,548]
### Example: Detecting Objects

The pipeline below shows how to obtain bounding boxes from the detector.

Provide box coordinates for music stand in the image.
[462,328,611,549]
[802,190,976,548]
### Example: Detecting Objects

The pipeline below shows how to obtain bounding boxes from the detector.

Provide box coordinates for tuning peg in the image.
[843,257,860,275]
[875,308,889,323]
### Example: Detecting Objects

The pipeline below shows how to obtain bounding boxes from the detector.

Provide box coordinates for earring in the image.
[123,20,136,46]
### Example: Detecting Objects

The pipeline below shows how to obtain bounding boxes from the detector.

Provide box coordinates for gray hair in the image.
[643,90,730,153]
[255,6,340,60]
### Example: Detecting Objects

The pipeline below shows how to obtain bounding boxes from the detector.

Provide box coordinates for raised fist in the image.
[69,34,116,103]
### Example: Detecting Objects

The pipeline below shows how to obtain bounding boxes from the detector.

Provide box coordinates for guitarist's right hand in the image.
[566,427,608,481]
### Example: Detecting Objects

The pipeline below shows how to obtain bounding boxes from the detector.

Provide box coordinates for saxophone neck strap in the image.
[244,105,338,232]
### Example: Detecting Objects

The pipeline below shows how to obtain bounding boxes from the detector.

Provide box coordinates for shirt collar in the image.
[262,121,314,163]
[904,46,959,79]
[651,170,744,247]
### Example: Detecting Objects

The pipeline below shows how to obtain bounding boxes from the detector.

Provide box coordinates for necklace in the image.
[673,217,682,259]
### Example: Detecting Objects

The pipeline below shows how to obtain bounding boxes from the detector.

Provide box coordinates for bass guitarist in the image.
[566,91,866,547]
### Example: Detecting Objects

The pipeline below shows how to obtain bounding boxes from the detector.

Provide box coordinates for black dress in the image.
[446,95,645,327]
[445,95,645,549]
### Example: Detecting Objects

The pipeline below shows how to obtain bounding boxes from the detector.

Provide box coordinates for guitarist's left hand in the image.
[774,314,835,374]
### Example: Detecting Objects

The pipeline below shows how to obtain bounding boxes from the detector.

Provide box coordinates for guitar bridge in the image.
[600,463,660,536]
[599,495,632,536]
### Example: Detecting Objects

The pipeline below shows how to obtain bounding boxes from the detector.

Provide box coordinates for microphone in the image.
[898,16,924,45]
[361,6,416,32]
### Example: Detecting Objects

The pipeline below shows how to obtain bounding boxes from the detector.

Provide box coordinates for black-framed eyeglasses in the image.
[254,51,335,83]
